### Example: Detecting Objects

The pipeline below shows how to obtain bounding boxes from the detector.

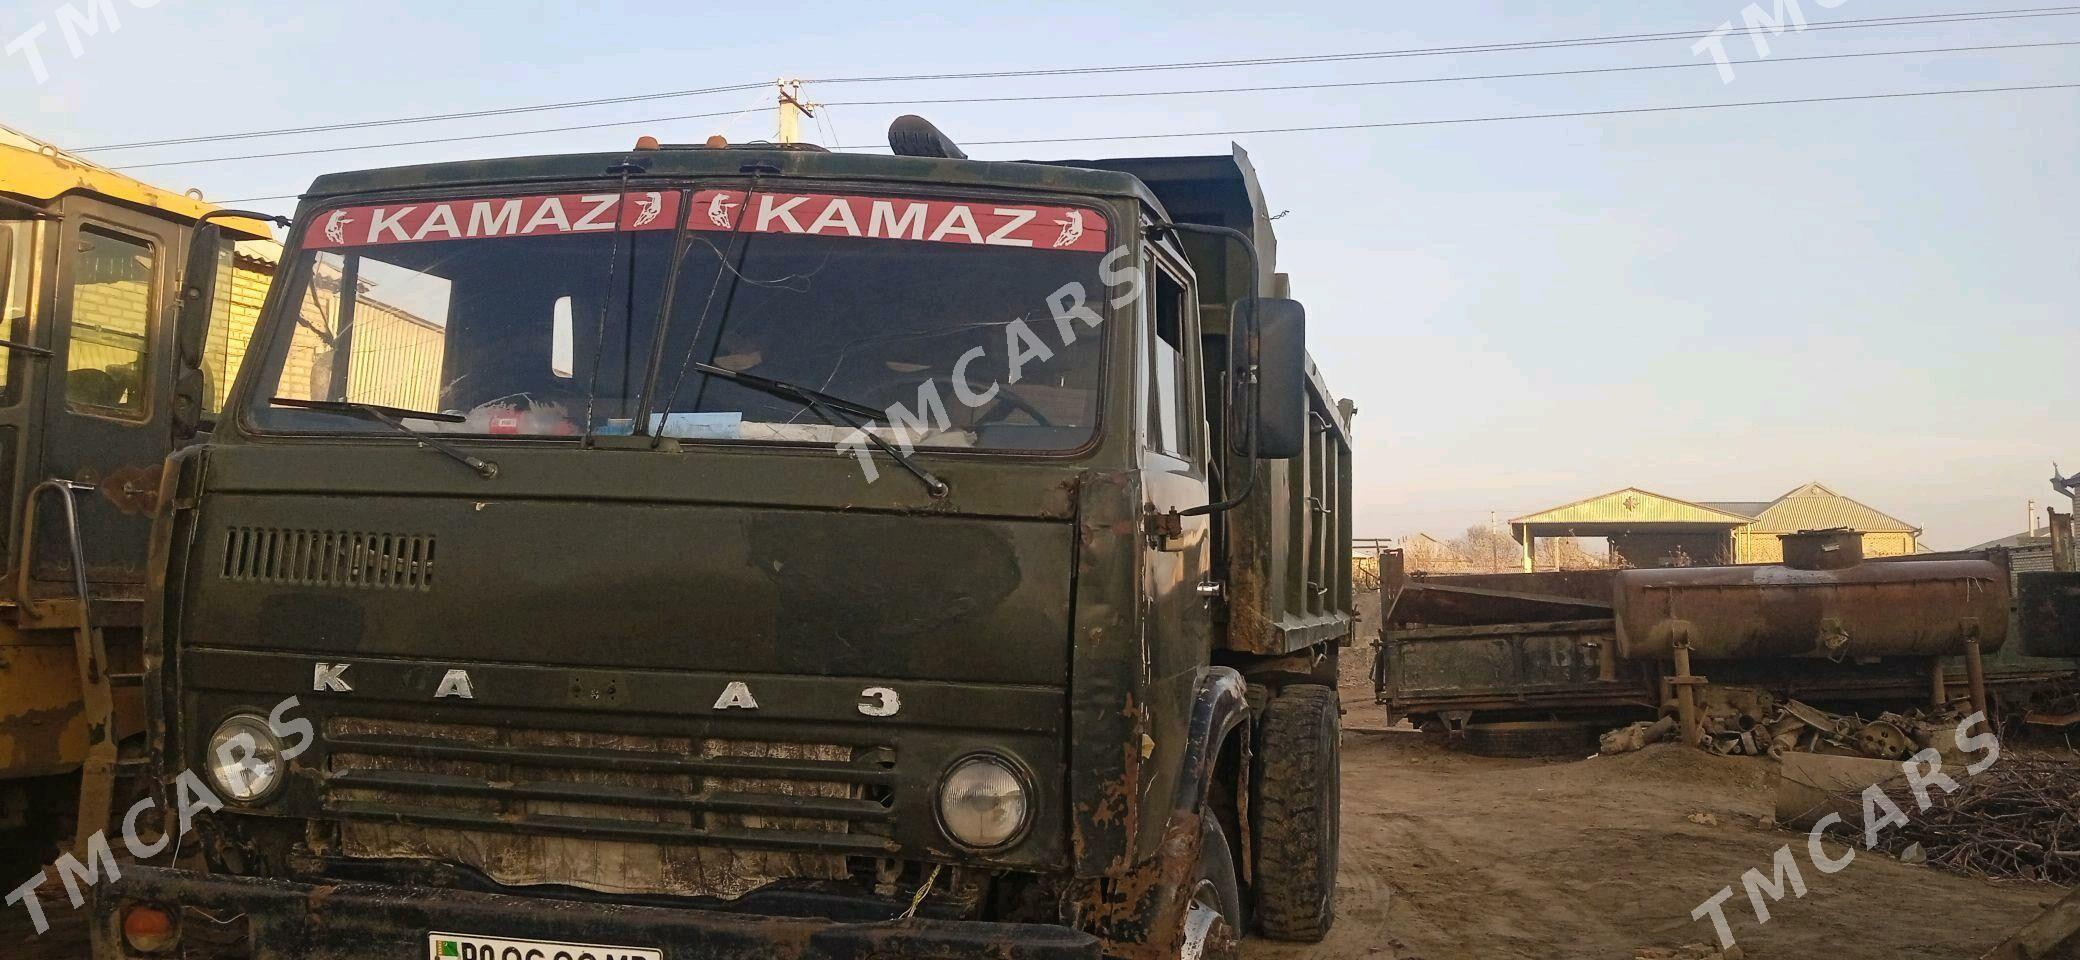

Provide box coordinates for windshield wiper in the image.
[683,365,947,498]
[687,363,882,421]
[271,398,499,480]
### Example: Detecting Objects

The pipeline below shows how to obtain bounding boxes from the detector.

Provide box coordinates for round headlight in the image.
[207,714,286,803]
[937,755,1030,850]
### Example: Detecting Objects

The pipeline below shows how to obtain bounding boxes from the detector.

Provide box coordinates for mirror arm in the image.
[1149,221,1261,518]
[196,209,292,230]
[0,339,52,358]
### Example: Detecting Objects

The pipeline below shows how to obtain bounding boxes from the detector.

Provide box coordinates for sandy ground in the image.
[1239,640,2066,960]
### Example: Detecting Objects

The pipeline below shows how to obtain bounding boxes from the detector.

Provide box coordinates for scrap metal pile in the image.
[1853,758,2080,886]
[1600,686,1973,762]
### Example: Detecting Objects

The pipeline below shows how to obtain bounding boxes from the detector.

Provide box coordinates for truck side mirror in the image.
[1238,297,1307,460]
[171,222,224,442]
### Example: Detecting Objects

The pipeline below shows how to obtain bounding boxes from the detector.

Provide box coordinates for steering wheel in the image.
[969,381,1054,428]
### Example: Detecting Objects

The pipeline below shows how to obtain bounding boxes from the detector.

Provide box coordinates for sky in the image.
[2,0,2074,549]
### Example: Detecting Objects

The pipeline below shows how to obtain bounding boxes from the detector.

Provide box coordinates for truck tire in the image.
[1462,720,1594,758]
[1180,810,1242,960]
[1252,683,1338,942]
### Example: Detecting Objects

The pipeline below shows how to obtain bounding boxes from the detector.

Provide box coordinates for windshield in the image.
[248,187,1111,452]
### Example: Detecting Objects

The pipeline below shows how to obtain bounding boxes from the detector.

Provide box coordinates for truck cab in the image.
[0,129,274,872]
[91,124,1352,960]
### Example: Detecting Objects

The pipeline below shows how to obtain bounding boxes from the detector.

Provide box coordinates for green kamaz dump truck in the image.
[79,118,1353,960]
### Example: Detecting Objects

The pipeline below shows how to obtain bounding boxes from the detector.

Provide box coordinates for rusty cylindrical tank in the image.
[1613,542,2010,661]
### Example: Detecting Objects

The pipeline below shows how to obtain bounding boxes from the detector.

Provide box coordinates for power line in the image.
[209,80,2080,208]
[113,39,2080,172]
[830,81,2080,150]
[114,107,752,171]
[809,6,2080,83]
[74,81,771,153]
[72,4,2080,154]
[823,39,2080,109]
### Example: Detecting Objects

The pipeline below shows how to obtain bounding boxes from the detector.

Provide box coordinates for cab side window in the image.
[65,226,156,417]
[0,216,34,404]
[1143,263,1195,461]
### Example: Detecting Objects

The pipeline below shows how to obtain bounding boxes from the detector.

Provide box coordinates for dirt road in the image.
[1240,661,2062,960]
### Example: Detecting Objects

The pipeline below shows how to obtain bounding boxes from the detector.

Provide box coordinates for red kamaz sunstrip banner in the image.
[303,189,1108,252]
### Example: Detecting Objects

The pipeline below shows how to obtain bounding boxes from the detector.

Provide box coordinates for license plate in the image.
[428,932,662,960]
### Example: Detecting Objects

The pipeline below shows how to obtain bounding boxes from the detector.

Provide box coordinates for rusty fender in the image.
[1076,667,1248,958]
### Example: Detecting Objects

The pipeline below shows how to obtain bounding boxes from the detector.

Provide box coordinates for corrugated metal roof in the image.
[1748,482,1918,534]
[235,238,282,267]
[1971,516,2078,551]
[1512,487,1753,526]
[1699,501,1771,518]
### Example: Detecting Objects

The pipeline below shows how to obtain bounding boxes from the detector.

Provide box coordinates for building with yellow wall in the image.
[1509,482,1921,571]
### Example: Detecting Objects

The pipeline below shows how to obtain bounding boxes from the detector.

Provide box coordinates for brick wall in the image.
[276,268,444,411]
[212,257,272,409]
[65,232,153,410]
[214,257,443,412]
[1859,531,1917,557]
[1738,530,1917,564]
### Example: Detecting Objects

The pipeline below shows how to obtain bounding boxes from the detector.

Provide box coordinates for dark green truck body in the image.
[91,142,1352,959]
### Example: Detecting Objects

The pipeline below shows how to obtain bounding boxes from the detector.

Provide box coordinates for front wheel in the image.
[1179,810,1242,960]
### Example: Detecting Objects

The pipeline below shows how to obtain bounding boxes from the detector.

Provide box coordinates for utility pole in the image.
[776,78,817,145]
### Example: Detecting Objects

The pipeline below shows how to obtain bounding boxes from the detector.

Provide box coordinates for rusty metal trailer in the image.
[1375,532,2080,747]
[1372,559,1655,738]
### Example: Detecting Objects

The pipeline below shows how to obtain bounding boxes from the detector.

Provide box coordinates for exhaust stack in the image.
[887,115,968,160]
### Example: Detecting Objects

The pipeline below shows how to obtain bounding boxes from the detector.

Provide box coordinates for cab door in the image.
[1140,250,1215,671]
[30,196,183,588]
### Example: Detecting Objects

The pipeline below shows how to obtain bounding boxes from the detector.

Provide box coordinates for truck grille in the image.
[222,528,436,590]
[318,717,898,899]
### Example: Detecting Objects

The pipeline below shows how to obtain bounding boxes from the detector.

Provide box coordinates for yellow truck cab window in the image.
[0,217,32,402]
[65,226,156,417]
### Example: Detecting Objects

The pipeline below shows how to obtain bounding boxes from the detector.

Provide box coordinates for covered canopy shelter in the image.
[1509,487,1754,572]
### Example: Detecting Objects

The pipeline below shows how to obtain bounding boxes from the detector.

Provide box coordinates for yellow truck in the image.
[0,126,276,873]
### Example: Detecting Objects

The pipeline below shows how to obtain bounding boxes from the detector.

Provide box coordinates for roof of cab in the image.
[0,125,276,239]
[300,146,1172,215]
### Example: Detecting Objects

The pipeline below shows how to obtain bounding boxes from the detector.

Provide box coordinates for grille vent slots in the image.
[222,528,436,590]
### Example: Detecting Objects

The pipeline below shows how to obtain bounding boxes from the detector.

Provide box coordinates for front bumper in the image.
[92,865,1100,960]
